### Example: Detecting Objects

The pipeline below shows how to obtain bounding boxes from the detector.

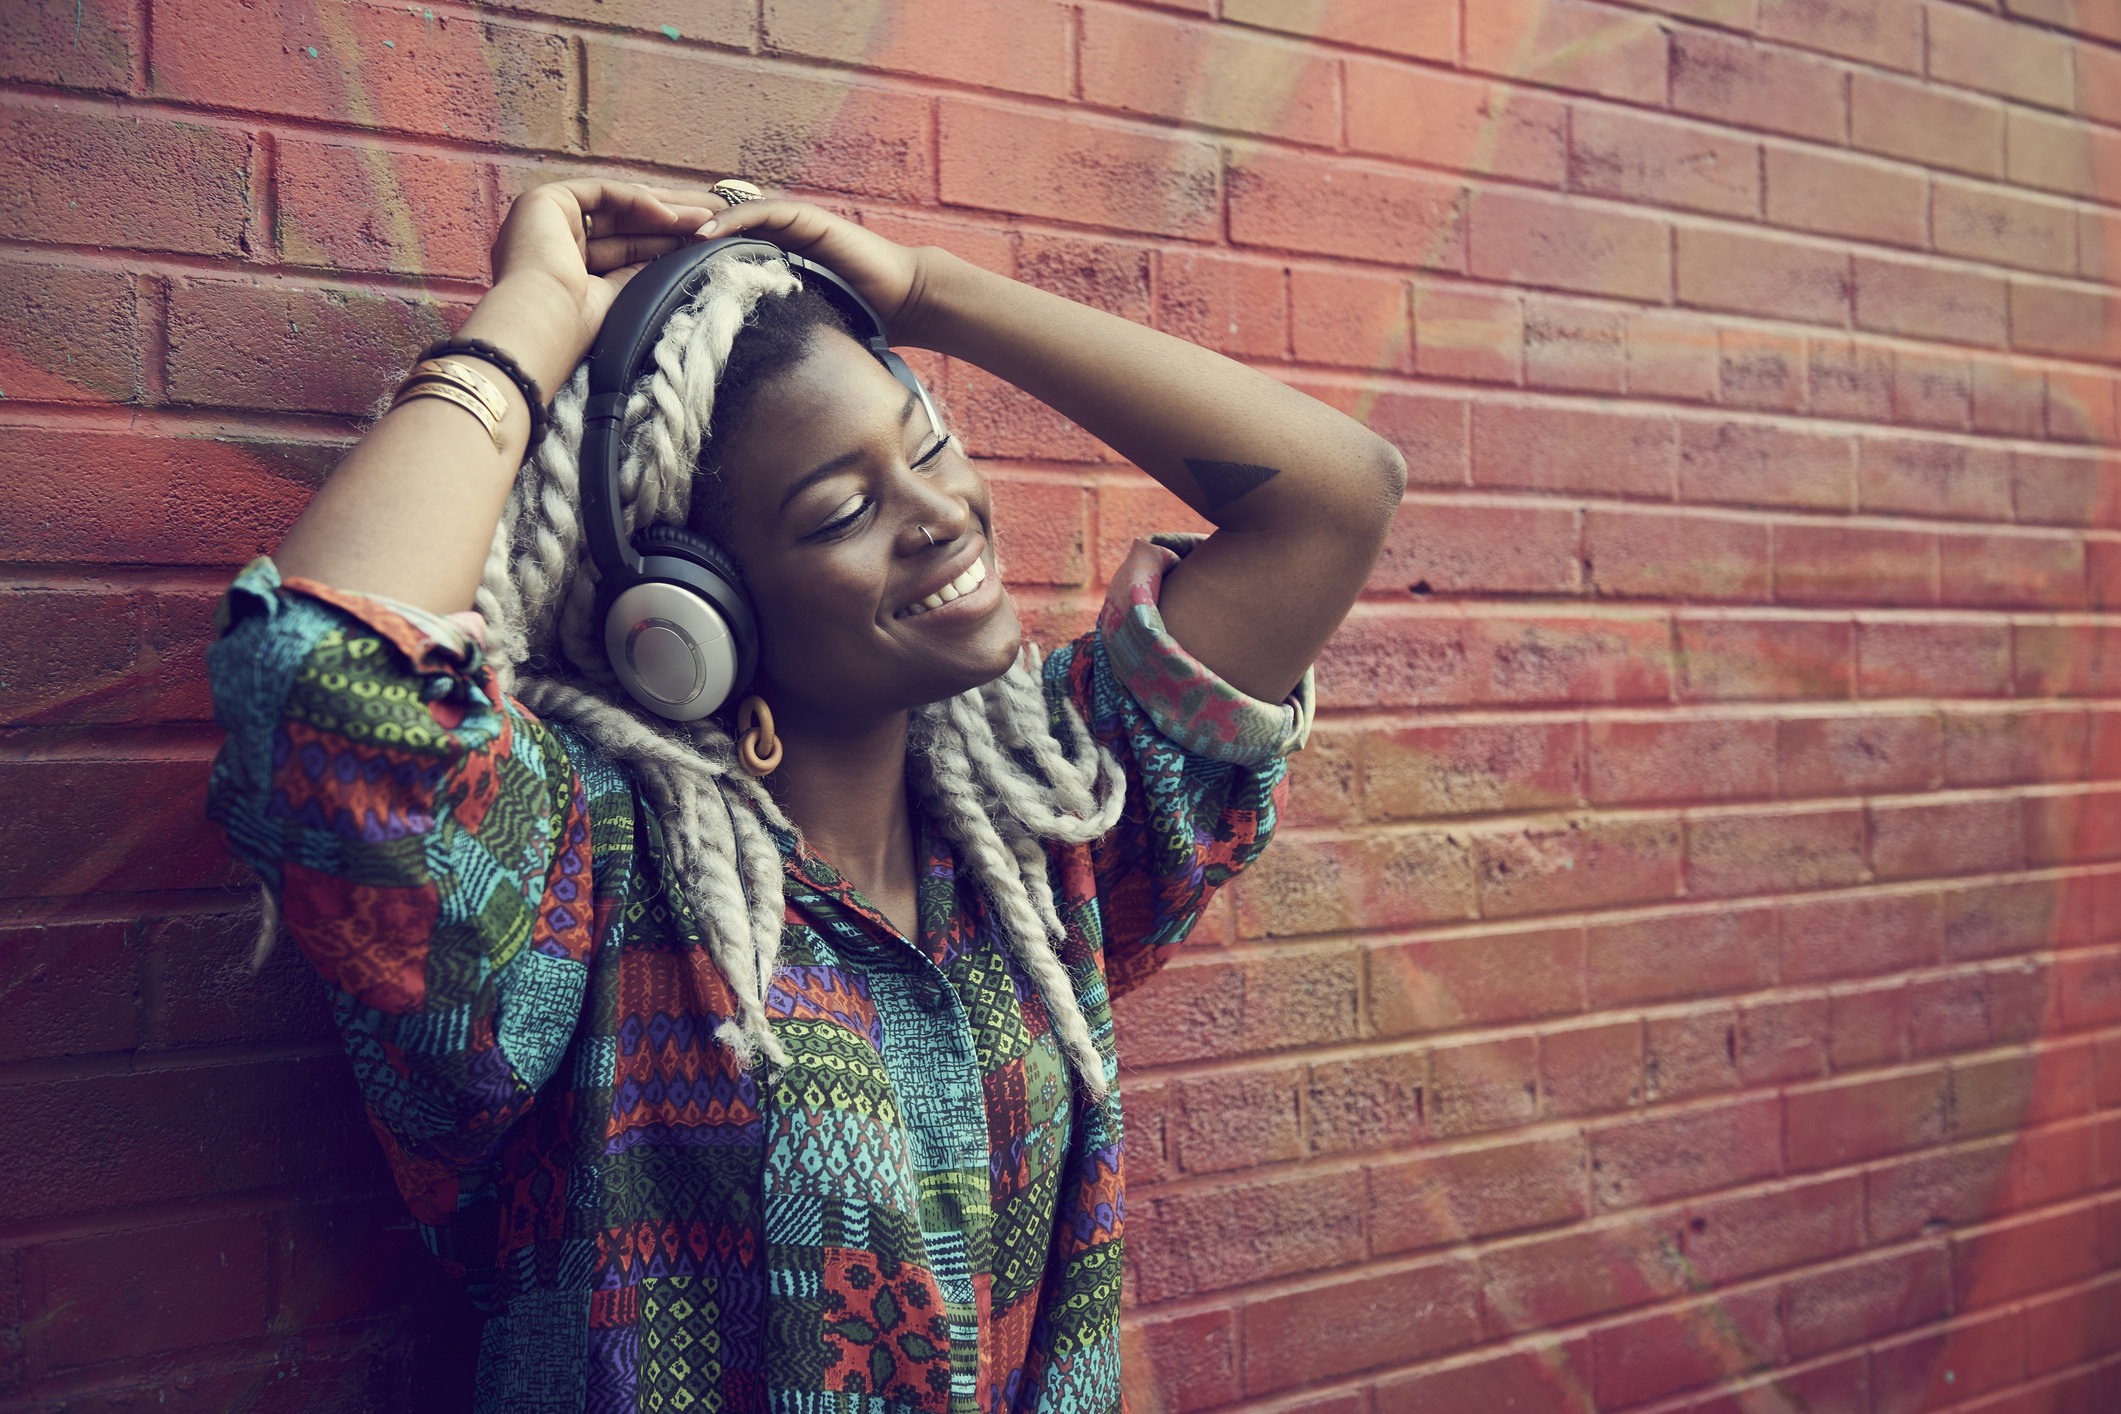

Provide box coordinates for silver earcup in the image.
[604,580,740,722]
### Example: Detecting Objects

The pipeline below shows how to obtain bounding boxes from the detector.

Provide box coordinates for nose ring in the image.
[919,525,935,546]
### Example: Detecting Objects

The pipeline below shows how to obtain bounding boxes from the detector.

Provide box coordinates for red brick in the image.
[1684,1174,1864,1286]
[1680,421,1856,511]
[1859,620,2012,699]
[275,140,491,281]
[1628,309,1720,402]
[1289,266,1409,373]
[1872,795,2028,881]
[1854,255,2011,348]
[2026,787,2121,867]
[1412,282,1521,384]
[1785,891,1941,982]
[1780,711,1943,795]
[1586,507,1770,603]
[2083,24,2121,108]
[1233,949,1362,1054]
[1168,1065,1302,1175]
[1830,979,1912,1069]
[1429,1034,1541,1137]
[2015,448,2121,528]
[0,1055,379,1223]
[1369,1135,1589,1256]
[0,919,137,1064]
[1018,235,1152,322]
[1305,1049,1427,1157]
[1739,991,1831,1084]
[1462,613,1673,705]
[1758,0,1922,71]
[1541,1018,1645,1117]
[1912,967,2055,1057]
[1277,726,1358,829]
[2012,281,2121,364]
[1241,1257,1480,1394]
[1081,7,1335,142]
[1094,479,1214,579]
[1679,615,1853,701]
[1809,335,1896,421]
[856,210,1013,280]
[2048,366,2120,446]
[1346,62,1566,184]
[143,910,335,1050]
[1478,1215,1686,1332]
[1946,876,2088,960]
[939,101,1217,238]
[1234,829,1476,935]
[1231,151,1466,268]
[1893,346,1973,429]
[1677,228,1848,324]
[1587,715,1775,804]
[1373,1337,1596,1414]
[1155,251,1287,361]
[1693,1356,1872,1414]
[1223,0,1454,61]
[0,263,139,405]
[0,584,148,727]
[1775,524,1938,607]
[1473,403,1675,498]
[1933,178,2079,276]
[1956,1205,2103,1311]
[1310,610,1473,709]
[2025,1272,2121,1375]
[1130,1169,1366,1303]
[1592,1285,1783,1406]
[2010,105,2121,201]
[1720,328,1808,413]
[2083,205,2120,282]
[1644,1004,1737,1103]
[0,107,250,255]
[0,752,241,900]
[1464,0,1669,103]
[1114,961,1242,1072]
[39,1213,270,1368]
[2059,948,2121,1029]
[1469,189,1671,303]
[2094,710,2121,777]
[1766,145,1929,248]
[1475,813,1681,917]
[0,0,136,91]
[1851,70,2004,177]
[1938,531,2087,611]
[2015,624,2121,699]
[1859,436,2013,521]
[1363,719,1580,820]
[1973,355,2050,437]
[1370,927,1585,1035]
[768,0,1069,98]
[1671,29,1847,143]
[987,479,1089,587]
[1587,904,1778,1007]
[1524,297,1624,393]
[1568,108,1760,218]
[1688,804,1867,897]
[1121,1307,1239,1414]
[1786,1246,1953,1359]
[1929,2,2077,106]
[166,278,458,416]
[1797,1066,1957,1173]
[1309,384,1467,487]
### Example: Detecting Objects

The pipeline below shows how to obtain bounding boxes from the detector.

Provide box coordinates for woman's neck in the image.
[761,702,919,936]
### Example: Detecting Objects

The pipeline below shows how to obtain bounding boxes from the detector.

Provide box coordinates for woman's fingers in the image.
[583,233,693,275]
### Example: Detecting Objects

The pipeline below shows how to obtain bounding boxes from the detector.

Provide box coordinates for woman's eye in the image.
[911,434,951,470]
[813,497,872,537]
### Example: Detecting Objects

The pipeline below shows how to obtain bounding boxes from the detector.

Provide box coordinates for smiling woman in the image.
[202,177,1403,1412]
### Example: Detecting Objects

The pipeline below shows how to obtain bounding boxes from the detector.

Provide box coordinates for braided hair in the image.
[469,250,1126,1092]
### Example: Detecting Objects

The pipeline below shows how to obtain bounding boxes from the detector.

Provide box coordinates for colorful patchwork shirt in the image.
[204,536,1311,1414]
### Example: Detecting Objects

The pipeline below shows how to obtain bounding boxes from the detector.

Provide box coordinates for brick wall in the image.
[1,0,2116,1408]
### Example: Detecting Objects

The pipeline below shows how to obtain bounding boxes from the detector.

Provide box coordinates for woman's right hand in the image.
[463,180,722,394]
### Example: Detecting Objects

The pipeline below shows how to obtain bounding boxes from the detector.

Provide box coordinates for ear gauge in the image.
[736,696,782,777]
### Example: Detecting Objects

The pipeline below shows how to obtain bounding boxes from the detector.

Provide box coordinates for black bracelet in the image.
[418,337,549,450]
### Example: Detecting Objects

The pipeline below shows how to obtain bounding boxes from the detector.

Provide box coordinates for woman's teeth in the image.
[902,558,988,616]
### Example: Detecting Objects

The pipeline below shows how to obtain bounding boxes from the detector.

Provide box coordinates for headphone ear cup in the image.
[634,524,747,595]
[604,525,760,722]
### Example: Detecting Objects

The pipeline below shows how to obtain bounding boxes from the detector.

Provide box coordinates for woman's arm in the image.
[274,180,719,612]
[696,200,1407,705]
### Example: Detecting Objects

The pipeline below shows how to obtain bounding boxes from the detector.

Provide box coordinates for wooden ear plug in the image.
[736,696,782,777]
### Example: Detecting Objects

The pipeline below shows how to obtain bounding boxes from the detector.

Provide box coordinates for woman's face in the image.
[713,328,1023,727]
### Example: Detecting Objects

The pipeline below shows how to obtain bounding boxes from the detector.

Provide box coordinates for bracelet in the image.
[390,379,505,450]
[417,337,549,449]
[409,357,510,422]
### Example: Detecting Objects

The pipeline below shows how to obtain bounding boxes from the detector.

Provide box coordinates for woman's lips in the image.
[895,553,991,619]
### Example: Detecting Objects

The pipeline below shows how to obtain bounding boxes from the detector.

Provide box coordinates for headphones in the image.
[579,236,941,722]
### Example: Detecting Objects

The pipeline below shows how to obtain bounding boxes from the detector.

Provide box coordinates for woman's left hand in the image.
[637,188,939,345]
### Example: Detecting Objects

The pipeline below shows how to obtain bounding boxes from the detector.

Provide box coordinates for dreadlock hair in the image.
[466,249,1126,1093]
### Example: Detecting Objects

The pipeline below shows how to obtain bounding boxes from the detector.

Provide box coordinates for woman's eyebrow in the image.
[776,392,922,511]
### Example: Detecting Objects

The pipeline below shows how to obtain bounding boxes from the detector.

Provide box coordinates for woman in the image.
[206,178,1404,1412]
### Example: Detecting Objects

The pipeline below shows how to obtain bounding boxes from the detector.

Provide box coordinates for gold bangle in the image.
[391,380,505,451]
[408,357,511,422]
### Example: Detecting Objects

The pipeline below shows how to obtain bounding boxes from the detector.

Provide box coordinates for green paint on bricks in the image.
[660,23,680,39]
[306,46,319,58]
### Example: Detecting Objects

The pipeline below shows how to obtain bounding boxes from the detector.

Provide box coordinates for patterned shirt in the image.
[205,536,1310,1414]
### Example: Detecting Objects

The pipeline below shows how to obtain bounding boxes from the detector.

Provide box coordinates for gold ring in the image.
[711,180,763,207]
[582,210,594,239]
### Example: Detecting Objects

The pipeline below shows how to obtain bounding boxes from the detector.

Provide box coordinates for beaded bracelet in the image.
[417,337,550,450]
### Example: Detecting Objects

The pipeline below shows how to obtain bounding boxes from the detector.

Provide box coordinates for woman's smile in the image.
[892,540,994,620]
